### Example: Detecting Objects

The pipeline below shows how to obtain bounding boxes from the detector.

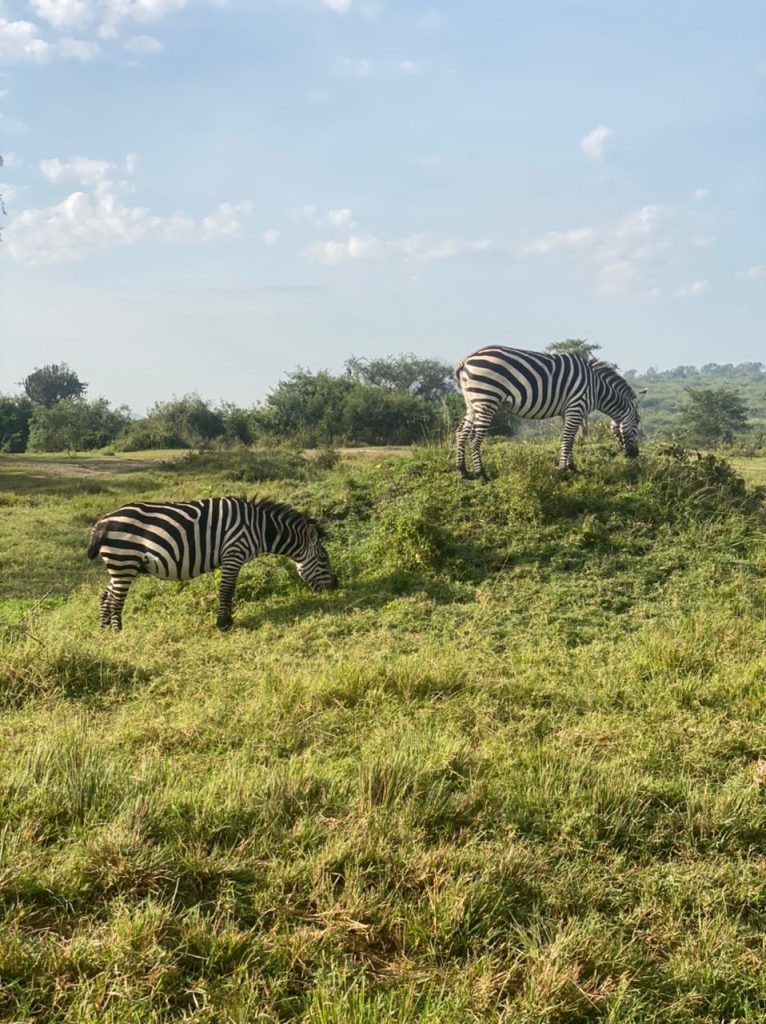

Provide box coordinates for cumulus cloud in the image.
[201,200,253,240]
[124,33,164,53]
[0,16,51,62]
[675,279,708,298]
[324,207,353,228]
[28,0,222,41]
[523,205,671,294]
[40,156,114,186]
[291,205,355,228]
[580,124,612,160]
[30,0,92,31]
[262,228,280,245]
[6,154,252,264]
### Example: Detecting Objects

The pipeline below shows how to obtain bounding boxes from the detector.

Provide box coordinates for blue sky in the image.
[1,0,764,412]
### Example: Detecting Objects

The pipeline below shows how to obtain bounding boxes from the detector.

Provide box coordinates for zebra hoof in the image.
[217,616,233,631]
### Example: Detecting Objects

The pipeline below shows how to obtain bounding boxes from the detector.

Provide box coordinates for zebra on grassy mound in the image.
[88,496,337,631]
[455,345,647,479]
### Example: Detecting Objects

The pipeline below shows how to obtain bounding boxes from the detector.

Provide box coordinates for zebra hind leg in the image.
[467,411,494,483]
[455,416,474,479]
[99,588,111,628]
[107,573,136,632]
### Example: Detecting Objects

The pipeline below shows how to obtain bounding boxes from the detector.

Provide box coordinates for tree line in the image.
[1,345,764,454]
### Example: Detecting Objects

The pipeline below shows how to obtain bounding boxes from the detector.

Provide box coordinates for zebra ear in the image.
[635,388,648,404]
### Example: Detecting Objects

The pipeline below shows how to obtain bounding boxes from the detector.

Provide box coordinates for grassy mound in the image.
[0,442,765,1022]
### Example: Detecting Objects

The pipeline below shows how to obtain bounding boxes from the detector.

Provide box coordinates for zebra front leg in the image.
[558,409,585,470]
[455,415,474,478]
[216,554,244,630]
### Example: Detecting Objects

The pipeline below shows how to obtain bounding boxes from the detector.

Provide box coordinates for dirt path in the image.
[1,456,171,478]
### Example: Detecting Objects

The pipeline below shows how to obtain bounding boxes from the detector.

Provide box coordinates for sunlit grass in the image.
[1,441,765,1022]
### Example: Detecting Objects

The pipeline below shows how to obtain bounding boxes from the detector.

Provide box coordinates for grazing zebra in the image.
[87,496,337,631]
[455,346,647,479]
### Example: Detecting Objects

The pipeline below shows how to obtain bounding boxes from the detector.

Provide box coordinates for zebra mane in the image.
[587,358,637,401]
[245,495,325,536]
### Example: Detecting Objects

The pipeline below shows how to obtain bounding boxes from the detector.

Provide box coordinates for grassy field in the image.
[1,440,765,1023]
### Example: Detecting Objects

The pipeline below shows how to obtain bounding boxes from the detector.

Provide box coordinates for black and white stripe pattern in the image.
[455,346,646,478]
[88,497,337,631]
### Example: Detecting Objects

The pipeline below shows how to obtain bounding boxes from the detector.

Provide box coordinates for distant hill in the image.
[623,363,766,438]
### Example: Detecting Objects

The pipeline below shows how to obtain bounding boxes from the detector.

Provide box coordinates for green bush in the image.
[26,398,131,452]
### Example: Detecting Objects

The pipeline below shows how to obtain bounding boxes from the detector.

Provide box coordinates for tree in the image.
[27,398,131,452]
[345,354,456,403]
[0,395,33,452]
[21,363,88,407]
[263,370,355,446]
[118,395,226,450]
[546,339,601,358]
[680,387,750,447]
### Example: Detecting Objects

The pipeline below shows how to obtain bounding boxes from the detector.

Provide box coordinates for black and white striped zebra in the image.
[455,346,647,479]
[87,496,337,631]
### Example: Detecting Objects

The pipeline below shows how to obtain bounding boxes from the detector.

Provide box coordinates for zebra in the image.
[87,496,337,631]
[455,346,647,479]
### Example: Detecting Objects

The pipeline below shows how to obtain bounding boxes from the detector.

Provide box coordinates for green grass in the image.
[1,441,765,1023]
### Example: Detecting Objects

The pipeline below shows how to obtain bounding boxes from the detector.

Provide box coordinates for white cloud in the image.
[58,36,100,59]
[302,233,505,266]
[398,59,420,74]
[523,227,594,254]
[740,265,766,280]
[0,181,20,203]
[0,17,51,62]
[341,57,372,77]
[124,33,164,53]
[30,0,92,31]
[319,0,352,11]
[303,234,380,266]
[40,156,114,186]
[324,207,353,228]
[523,204,671,294]
[580,124,612,160]
[262,228,280,245]
[676,279,708,298]
[291,205,355,228]
[201,200,253,240]
[2,152,19,167]
[6,155,252,264]
[692,187,711,201]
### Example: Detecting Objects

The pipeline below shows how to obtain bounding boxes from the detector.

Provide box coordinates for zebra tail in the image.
[454,358,467,384]
[87,519,110,560]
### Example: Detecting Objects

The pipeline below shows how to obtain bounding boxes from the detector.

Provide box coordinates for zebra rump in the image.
[88,495,336,632]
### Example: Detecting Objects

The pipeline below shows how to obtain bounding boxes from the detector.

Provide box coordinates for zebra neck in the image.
[594,384,630,420]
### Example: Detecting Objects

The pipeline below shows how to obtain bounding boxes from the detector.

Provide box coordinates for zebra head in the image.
[257,500,338,591]
[293,519,338,591]
[614,387,647,458]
